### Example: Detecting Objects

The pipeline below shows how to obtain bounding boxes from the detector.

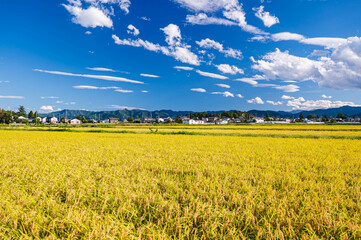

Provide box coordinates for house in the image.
[157,118,165,123]
[207,117,218,123]
[215,119,228,125]
[70,119,81,125]
[253,117,265,123]
[109,117,119,124]
[46,117,58,124]
[182,119,205,124]
[41,117,47,123]
[121,119,128,123]
[141,118,156,123]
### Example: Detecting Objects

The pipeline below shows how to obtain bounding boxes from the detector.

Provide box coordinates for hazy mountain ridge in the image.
[39,106,361,119]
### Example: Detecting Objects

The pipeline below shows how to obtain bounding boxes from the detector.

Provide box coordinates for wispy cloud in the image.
[86,67,117,72]
[41,96,59,99]
[196,70,228,80]
[215,83,230,89]
[34,69,144,84]
[140,73,160,78]
[211,91,234,97]
[0,95,24,99]
[191,88,206,93]
[105,105,145,110]
[115,89,133,93]
[174,66,194,71]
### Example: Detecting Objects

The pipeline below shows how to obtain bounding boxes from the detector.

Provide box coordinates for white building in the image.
[70,119,81,125]
[47,117,58,124]
[182,119,205,124]
[254,118,265,123]
[215,120,228,125]
[41,117,47,123]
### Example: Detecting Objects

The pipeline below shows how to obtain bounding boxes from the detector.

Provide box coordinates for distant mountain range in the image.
[39,106,361,119]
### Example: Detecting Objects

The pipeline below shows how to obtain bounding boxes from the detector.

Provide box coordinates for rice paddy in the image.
[0,124,361,239]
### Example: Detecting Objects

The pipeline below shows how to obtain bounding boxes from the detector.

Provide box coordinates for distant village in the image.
[1,106,360,125]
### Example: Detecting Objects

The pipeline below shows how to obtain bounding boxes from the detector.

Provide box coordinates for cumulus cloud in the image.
[286,97,360,110]
[211,91,234,97]
[252,38,361,90]
[140,73,160,78]
[216,64,244,74]
[266,100,283,105]
[191,88,207,92]
[196,38,243,60]
[247,97,264,104]
[127,24,140,36]
[186,13,236,26]
[34,69,143,84]
[253,6,279,27]
[40,106,54,112]
[85,31,92,35]
[112,24,200,66]
[236,94,243,98]
[215,83,230,88]
[63,5,113,28]
[196,70,228,79]
[322,94,332,99]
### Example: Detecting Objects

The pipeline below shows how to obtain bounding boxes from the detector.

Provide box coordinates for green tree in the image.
[34,111,39,118]
[76,116,82,120]
[18,105,26,117]
[265,112,270,121]
[127,116,134,123]
[299,113,304,120]
[81,116,87,123]
[28,111,35,119]
[175,115,182,124]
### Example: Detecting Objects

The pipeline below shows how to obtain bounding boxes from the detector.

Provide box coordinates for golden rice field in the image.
[1,125,361,239]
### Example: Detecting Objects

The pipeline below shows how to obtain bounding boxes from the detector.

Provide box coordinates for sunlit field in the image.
[1,125,361,238]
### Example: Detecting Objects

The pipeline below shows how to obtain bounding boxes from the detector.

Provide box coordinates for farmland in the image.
[0,125,361,239]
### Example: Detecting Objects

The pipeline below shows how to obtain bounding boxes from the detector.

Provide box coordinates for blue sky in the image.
[1,0,361,112]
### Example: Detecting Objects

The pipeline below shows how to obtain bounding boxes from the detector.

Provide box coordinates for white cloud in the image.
[300,37,347,49]
[73,85,120,90]
[196,38,243,60]
[273,84,300,92]
[161,24,182,46]
[266,100,283,105]
[105,105,145,110]
[112,32,200,66]
[62,5,113,28]
[56,101,64,104]
[253,6,279,27]
[115,89,133,93]
[40,106,54,112]
[236,94,243,98]
[211,91,234,97]
[252,38,361,90]
[322,94,332,99]
[196,70,228,79]
[286,98,360,110]
[234,75,265,85]
[0,95,24,99]
[247,97,264,104]
[215,83,230,88]
[186,13,236,26]
[216,64,244,75]
[119,0,131,14]
[40,96,59,99]
[191,88,207,92]
[86,67,117,72]
[34,69,143,84]
[271,32,305,41]
[173,0,237,12]
[141,16,151,21]
[140,73,160,78]
[141,90,149,93]
[127,24,140,36]
[85,31,92,35]
[174,66,194,71]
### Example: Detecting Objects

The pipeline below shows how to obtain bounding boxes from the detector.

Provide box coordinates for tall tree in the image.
[34,111,39,118]
[18,105,26,117]
[28,110,34,119]
[299,113,304,120]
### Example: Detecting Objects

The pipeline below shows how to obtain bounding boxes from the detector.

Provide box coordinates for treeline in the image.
[0,106,39,124]
[185,110,250,120]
